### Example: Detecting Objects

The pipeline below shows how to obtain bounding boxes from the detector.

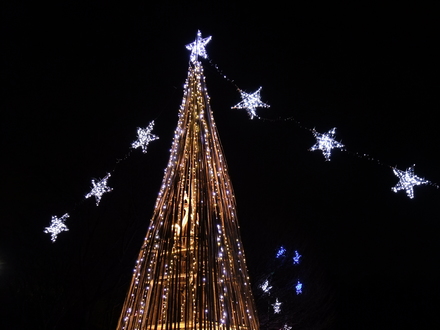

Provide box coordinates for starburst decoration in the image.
[295,280,303,295]
[132,120,159,153]
[185,30,212,63]
[293,250,301,265]
[85,173,113,206]
[310,127,344,161]
[260,279,273,294]
[231,87,270,119]
[44,213,69,242]
[391,165,429,199]
[272,298,282,314]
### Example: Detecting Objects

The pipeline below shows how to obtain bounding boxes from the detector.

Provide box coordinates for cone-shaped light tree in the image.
[116,33,259,330]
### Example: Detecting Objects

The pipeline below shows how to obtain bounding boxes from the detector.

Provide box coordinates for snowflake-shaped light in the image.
[185,30,212,63]
[272,298,282,314]
[276,246,286,258]
[260,279,272,294]
[44,213,69,242]
[310,127,344,161]
[85,173,113,206]
[231,87,270,119]
[132,120,159,153]
[391,165,429,199]
[293,250,301,265]
[295,280,303,295]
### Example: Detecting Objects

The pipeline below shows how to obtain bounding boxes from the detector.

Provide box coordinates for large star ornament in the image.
[185,30,212,63]
[44,213,69,242]
[231,87,270,119]
[132,120,159,153]
[391,165,429,199]
[310,127,344,161]
[85,173,113,206]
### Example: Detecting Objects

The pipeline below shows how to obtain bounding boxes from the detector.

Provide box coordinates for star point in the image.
[85,173,113,206]
[391,165,429,199]
[310,127,344,161]
[185,30,212,63]
[232,87,270,119]
[44,213,69,242]
[132,120,159,153]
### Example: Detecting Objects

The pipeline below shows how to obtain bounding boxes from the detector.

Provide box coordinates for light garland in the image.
[391,165,429,199]
[44,213,69,242]
[85,173,113,206]
[185,30,212,63]
[231,87,270,119]
[132,120,159,153]
[309,127,344,161]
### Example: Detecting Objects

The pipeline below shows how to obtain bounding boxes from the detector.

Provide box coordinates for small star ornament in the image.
[132,120,159,153]
[272,298,282,314]
[44,213,69,242]
[185,30,212,63]
[293,250,302,265]
[85,173,113,206]
[232,87,270,119]
[260,279,273,294]
[295,280,303,295]
[391,165,429,199]
[310,127,344,161]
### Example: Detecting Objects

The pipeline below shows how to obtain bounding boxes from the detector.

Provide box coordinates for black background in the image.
[2,2,440,329]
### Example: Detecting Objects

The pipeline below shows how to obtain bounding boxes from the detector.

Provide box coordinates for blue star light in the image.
[293,250,301,265]
[295,280,303,295]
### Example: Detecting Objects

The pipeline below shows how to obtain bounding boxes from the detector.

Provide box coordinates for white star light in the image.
[260,279,273,294]
[85,173,113,206]
[272,298,282,314]
[391,165,429,199]
[282,324,292,330]
[310,127,344,161]
[295,280,303,295]
[185,30,212,63]
[132,120,159,153]
[44,213,69,242]
[231,87,270,119]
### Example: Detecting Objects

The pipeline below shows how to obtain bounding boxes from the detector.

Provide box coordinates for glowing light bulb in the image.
[310,127,344,161]
[132,120,159,153]
[391,165,429,199]
[44,213,69,242]
[231,87,270,119]
[85,173,113,206]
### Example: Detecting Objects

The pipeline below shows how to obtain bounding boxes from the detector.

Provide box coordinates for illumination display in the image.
[276,246,286,258]
[295,280,302,295]
[132,120,159,153]
[231,87,270,119]
[272,298,282,314]
[44,213,69,242]
[115,56,259,329]
[282,324,292,330]
[85,173,113,206]
[260,279,272,294]
[391,165,429,199]
[185,30,212,63]
[310,127,344,161]
[293,250,301,265]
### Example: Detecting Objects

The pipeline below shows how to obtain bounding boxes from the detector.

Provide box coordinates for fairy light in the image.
[309,127,344,161]
[293,250,301,264]
[85,173,113,206]
[231,87,270,119]
[44,213,69,242]
[132,120,159,153]
[391,165,429,199]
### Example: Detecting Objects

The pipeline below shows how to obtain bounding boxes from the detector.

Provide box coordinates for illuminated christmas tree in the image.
[116,32,259,330]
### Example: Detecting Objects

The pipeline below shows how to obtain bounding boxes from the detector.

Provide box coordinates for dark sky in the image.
[2,3,440,329]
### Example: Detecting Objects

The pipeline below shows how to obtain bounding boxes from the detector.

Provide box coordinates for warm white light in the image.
[44,213,69,242]
[310,127,344,161]
[231,87,270,119]
[132,120,159,153]
[85,173,113,206]
[392,165,429,199]
[185,30,212,63]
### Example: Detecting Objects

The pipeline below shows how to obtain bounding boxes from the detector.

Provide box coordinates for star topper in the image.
[232,87,270,119]
[391,165,429,199]
[310,127,344,161]
[44,213,69,242]
[132,120,159,153]
[185,30,212,63]
[85,173,113,206]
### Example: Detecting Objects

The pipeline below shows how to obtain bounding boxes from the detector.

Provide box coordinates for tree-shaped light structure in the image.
[85,173,113,206]
[310,127,344,161]
[391,165,429,199]
[116,36,259,330]
[44,213,69,242]
[132,120,159,153]
[232,87,270,119]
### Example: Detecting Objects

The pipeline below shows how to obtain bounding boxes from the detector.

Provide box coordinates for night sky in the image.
[2,3,440,329]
